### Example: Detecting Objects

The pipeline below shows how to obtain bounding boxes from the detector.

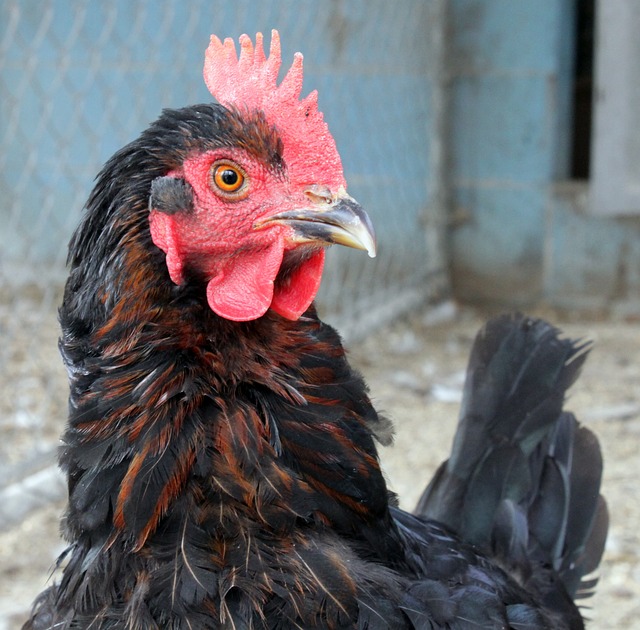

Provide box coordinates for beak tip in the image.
[364,234,377,258]
[363,239,377,258]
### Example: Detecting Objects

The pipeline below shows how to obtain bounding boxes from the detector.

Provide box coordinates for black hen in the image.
[24,32,607,629]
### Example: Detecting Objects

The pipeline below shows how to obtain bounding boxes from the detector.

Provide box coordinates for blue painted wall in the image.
[449,0,576,304]
[547,184,640,314]
[448,0,640,311]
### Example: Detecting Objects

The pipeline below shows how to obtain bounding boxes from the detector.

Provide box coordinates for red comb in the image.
[203,30,345,190]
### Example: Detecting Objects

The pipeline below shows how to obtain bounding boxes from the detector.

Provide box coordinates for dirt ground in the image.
[1,304,638,629]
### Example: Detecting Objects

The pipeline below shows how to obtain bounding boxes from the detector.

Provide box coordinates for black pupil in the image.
[221,168,239,187]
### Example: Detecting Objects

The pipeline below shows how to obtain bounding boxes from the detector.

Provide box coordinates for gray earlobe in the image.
[149,176,194,215]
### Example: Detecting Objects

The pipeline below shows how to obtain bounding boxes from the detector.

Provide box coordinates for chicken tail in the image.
[415,313,608,604]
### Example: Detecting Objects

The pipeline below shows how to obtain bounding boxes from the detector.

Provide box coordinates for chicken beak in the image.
[256,187,377,258]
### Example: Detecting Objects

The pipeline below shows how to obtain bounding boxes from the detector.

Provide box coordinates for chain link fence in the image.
[0,0,448,520]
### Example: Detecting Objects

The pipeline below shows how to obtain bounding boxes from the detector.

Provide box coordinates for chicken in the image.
[24,31,607,629]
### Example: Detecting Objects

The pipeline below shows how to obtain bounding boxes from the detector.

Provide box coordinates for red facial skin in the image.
[149,148,326,322]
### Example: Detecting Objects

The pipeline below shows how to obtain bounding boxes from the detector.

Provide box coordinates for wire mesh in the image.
[0,0,448,502]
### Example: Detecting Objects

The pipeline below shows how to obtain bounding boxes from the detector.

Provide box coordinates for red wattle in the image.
[270,250,325,320]
[205,240,285,321]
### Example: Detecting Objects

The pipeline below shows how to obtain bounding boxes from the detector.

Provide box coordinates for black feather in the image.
[416,313,606,625]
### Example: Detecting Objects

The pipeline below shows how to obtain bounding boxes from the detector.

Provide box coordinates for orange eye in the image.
[211,161,247,197]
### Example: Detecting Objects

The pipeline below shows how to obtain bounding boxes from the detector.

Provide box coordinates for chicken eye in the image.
[211,161,247,197]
